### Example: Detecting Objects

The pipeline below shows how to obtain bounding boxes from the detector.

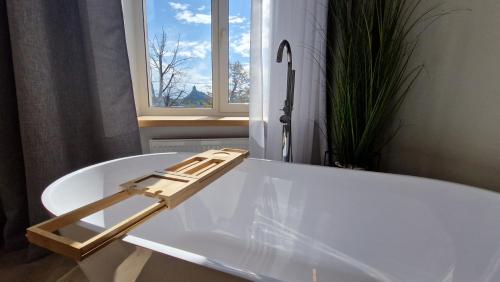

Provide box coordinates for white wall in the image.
[382,0,500,192]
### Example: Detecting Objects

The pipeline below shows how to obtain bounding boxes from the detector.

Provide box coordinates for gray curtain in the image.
[0,0,141,253]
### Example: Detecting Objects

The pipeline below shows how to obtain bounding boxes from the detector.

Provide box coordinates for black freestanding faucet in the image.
[276,40,295,163]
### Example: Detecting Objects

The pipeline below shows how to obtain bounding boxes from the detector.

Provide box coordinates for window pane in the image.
[228,0,250,104]
[146,0,213,108]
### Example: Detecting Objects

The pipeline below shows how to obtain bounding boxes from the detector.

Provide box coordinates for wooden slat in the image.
[80,201,167,258]
[121,148,247,208]
[33,190,135,232]
[26,228,83,261]
[26,148,249,261]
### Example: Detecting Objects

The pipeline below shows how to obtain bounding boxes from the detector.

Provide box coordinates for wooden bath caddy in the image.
[26,148,249,261]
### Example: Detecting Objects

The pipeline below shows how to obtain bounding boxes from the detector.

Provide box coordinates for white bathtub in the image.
[42,153,500,282]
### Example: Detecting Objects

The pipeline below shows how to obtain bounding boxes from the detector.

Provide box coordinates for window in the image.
[125,0,250,116]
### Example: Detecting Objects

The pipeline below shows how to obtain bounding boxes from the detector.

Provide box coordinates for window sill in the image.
[137,116,249,128]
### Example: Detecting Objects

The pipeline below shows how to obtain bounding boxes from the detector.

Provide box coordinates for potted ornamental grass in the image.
[325,0,449,169]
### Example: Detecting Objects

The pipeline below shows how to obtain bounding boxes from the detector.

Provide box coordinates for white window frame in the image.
[123,0,249,117]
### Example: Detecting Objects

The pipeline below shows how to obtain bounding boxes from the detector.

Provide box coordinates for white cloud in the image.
[175,10,211,24]
[229,15,245,24]
[167,40,211,59]
[230,32,250,58]
[169,3,245,25]
[169,2,211,24]
[168,2,188,10]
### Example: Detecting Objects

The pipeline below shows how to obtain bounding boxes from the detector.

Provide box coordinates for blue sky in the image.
[146,0,251,94]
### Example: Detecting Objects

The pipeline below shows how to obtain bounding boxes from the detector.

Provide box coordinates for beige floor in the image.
[0,248,88,282]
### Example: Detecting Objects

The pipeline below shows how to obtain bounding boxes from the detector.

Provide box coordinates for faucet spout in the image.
[276,40,295,163]
[276,40,292,64]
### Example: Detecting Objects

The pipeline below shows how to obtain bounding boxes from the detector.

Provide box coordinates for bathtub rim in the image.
[42,153,500,217]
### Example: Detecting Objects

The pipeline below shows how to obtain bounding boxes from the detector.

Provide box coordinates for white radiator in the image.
[149,138,249,153]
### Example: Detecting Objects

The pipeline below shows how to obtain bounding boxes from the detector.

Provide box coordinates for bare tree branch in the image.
[149,29,192,107]
[229,61,250,103]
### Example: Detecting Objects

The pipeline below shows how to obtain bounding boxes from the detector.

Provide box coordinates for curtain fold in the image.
[0,0,141,252]
[249,0,328,164]
[0,0,27,250]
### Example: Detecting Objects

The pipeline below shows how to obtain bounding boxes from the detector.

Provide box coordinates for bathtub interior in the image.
[43,153,500,282]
